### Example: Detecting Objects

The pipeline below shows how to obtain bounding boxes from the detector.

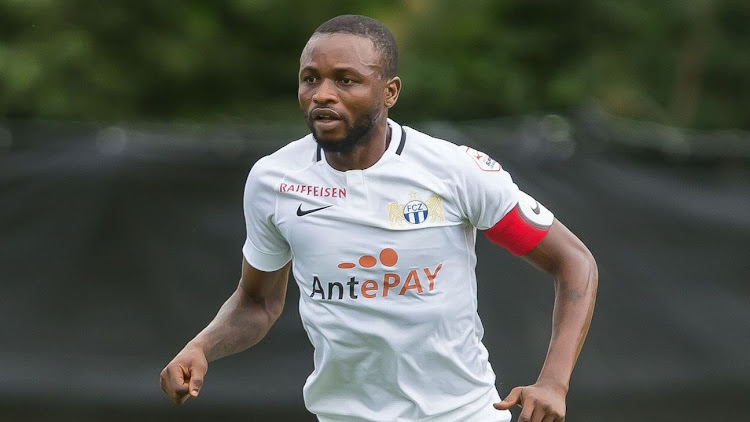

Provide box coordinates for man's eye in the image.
[339,78,354,85]
[303,76,318,83]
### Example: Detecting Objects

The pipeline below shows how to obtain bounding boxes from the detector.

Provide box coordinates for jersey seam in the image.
[407,147,461,225]
[270,153,319,254]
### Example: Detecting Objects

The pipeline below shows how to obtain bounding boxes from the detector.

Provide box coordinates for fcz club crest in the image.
[388,192,444,226]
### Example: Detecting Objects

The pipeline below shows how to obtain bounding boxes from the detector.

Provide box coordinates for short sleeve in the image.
[454,145,554,255]
[454,146,521,230]
[242,158,292,271]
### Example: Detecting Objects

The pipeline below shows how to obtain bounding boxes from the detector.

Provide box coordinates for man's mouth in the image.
[311,108,342,122]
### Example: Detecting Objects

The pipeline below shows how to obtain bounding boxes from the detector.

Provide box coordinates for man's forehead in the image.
[304,32,375,50]
[301,33,381,66]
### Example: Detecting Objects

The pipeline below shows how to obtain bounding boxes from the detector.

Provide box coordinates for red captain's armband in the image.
[483,193,554,255]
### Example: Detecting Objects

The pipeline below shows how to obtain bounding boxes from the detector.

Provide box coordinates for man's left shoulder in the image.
[400,126,485,174]
[401,126,461,156]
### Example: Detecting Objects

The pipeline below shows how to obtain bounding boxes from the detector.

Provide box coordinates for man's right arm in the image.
[159,258,291,404]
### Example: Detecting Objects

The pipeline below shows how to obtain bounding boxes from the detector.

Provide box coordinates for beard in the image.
[306,108,380,154]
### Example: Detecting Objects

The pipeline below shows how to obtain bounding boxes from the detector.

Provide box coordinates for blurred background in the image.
[1,1,748,421]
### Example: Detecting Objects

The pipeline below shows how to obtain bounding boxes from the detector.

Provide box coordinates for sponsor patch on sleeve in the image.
[465,146,501,172]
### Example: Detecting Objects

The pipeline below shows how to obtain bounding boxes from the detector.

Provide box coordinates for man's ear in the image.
[384,76,401,109]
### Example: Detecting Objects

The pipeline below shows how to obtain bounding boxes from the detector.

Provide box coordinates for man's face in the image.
[298,33,389,153]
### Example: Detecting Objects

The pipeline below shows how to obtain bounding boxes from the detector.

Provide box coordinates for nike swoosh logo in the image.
[531,201,541,215]
[297,204,332,216]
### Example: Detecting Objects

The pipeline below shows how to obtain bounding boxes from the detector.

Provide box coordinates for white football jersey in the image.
[242,120,552,422]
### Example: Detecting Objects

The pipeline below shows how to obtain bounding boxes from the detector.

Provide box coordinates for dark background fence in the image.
[1,111,748,421]
[2,1,749,420]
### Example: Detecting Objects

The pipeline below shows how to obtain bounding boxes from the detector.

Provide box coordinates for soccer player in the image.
[160,15,597,422]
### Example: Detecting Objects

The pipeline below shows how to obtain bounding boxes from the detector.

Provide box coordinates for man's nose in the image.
[312,79,337,104]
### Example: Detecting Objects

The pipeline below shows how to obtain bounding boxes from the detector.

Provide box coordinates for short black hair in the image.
[312,15,399,79]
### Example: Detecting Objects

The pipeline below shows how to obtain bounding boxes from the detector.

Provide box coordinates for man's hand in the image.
[494,382,567,422]
[159,345,208,405]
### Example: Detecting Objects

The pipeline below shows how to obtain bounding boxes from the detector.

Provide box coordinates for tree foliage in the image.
[1,0,748,129]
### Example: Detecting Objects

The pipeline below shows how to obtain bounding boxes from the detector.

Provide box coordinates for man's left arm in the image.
[493,218,598,422]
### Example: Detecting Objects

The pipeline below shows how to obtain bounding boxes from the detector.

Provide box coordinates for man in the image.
[160,15,597,422]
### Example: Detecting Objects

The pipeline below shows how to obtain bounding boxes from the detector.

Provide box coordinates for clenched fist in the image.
[160,345,208,405]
